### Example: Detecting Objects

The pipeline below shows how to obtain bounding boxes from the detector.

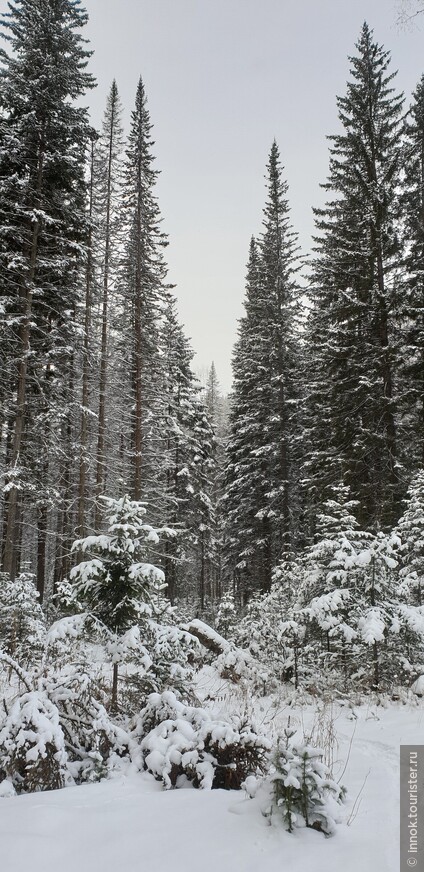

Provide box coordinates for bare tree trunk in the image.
[110,662,119,712]
[372,641,380,690]
[1,422,13,566]
[200,530,205,611]
[53,506,65,597]
[37,500,48,603]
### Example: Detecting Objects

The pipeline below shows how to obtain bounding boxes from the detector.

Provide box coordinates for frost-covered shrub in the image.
[0,645,133,791]
[272,730,345,834]
[42,662,131,783]
[133,690,271,790]
[0,691,67,794]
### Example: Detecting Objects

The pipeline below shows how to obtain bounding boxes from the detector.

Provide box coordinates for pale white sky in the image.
[80,0,423,391]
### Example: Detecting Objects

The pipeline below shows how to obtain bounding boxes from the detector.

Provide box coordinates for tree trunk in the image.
[111,662,119,712]
[372,641,380,690]
[200,530,205,611]
[37,501,48,603]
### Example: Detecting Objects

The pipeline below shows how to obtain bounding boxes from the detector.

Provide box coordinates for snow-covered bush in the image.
[271,727,345,834]
[132,690,271,790]
[0,638,133,792]
[0,690,67,794]
[214,644,267,687]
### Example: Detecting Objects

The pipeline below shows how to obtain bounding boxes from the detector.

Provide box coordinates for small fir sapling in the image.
[0,571,45,661]
[62,495,166,711]
[216,591,237,639]
[272,723,345,835]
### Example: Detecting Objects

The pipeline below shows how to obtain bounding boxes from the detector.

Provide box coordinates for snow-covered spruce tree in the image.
[304,23,404,530]
[160,297,216,607]
[216,590,237,638]
[224,144,302,598]
[298,490,424,690]
[396,469,424,605]
[400,76,424,468]
[299,485,364,684]
[113,77,168,514]
[0,0,95,588]
[0,570,45,661]
[223,238,265,599]
[272,728,345,834]
[205,363,225,435]
[353,531,404,689]
[65,495,165,711]
[233,573,306,689]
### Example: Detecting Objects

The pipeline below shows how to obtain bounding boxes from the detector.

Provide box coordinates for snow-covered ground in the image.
[2,683,422,872]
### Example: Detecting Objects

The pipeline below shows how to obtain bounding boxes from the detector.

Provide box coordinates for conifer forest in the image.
[2,2,424,870]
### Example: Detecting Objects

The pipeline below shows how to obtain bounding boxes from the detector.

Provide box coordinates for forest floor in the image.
[1,667,422,872]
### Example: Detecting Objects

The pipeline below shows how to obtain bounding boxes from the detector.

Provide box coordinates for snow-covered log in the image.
[184,620,230,656]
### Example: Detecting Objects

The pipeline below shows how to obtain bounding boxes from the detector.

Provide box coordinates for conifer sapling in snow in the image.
[64,495,166,711]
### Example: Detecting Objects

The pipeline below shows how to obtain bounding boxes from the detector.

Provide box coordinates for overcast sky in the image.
[82,0,423,391]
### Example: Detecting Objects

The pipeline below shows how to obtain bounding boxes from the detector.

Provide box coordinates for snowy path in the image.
[2,701,422,872]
